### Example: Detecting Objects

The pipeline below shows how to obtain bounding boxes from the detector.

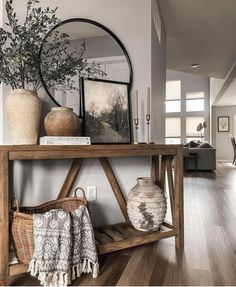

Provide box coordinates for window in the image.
[166,100,181,113]
[186,137,204,143]
[165,77,208,144]
[166,81,181,113]
[165,138,181,144]
[186,92,205,112]
[186,117,205,138]
[165,118,181,144]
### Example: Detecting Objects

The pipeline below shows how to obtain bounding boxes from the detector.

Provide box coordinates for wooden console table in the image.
[0,144,183,286]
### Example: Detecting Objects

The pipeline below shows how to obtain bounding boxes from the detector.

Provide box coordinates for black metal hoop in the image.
[39,18,133,107]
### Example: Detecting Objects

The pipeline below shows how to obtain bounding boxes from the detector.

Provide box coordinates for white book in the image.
[40,140,91,146]
[40,137,90,145]
[40,136,90,141]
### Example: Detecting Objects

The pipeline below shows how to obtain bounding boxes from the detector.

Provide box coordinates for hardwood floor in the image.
[10,162,236,286]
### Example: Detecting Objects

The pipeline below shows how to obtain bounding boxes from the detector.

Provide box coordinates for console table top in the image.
[0,144,182,151]
[0,144,183,160]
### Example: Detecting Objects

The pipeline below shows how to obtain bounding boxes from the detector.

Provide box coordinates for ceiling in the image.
[159,0,236,79]
[57,22,107,40]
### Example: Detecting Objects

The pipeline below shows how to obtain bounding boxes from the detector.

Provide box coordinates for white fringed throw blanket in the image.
[28,205,99,286]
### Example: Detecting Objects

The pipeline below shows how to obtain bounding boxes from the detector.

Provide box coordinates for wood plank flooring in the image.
[10,162,236,286]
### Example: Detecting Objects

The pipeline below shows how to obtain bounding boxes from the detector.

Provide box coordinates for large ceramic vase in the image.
[44,107,80,136]
[127,177,167,232]
[6,89,42,145]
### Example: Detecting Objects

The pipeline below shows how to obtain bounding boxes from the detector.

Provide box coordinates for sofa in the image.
[183,146,216,171]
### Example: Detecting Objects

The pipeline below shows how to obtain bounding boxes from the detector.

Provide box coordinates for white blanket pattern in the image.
[28,205,99,286]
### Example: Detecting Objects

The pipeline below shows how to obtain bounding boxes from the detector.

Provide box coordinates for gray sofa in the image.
[184,147,216,171]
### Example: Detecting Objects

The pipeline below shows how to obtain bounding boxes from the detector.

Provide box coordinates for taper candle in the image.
[147,87,151,115]
[135,89,139,119]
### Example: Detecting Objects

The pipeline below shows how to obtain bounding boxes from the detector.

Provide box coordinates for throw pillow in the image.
[188,140,199,148]
[198,142,212,148]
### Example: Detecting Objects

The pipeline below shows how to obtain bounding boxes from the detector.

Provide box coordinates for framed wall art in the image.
[80,78,132,144]
[218,116,230,132]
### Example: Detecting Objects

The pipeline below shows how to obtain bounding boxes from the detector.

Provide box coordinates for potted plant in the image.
[0,0,105,144]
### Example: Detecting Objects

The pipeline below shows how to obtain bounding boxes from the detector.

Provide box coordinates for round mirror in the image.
[39,18,133,116]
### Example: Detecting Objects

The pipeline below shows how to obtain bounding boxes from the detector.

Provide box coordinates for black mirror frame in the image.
[39,18,133,107]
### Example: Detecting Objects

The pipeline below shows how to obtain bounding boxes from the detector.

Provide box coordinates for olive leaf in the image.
[0,0,105,91]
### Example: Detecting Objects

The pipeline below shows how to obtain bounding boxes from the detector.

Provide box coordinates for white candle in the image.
[147,87,151,115]
[135,89,139,119]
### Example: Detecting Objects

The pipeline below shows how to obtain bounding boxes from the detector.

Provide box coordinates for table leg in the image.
[0,152,9,286]
[100,158,129,223]
[195,157,198,172]
[184,157,187,173]
[174,148,184,248]
[57,159,83,199]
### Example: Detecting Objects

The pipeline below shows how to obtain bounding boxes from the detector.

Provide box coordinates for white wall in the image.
[1,0,166,227]
[212,105,236,161]
[210,77,224,106]
[210,76,236,161]
[166,69,210,142]
[151,3,166,143]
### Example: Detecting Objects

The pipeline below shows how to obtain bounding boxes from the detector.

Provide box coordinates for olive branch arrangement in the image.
[0,0,105,91]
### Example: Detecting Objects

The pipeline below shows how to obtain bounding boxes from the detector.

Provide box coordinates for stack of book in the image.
[40,136,91,145]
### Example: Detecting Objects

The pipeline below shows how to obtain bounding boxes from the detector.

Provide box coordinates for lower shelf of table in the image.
[9,221,176,276]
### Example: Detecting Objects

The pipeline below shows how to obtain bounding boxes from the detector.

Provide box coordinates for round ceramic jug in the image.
[127,177,167,232]
[6,89,42,145]
[44,107,80,136]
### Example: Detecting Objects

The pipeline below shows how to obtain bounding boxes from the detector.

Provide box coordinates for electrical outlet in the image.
[86,186,97,201]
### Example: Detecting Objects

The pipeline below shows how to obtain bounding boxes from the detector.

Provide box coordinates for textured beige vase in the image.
[127,177,167,232]
[6,89,42,145]
[44,107,80,136]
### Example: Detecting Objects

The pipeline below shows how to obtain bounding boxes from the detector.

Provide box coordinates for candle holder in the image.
[146,114,154,144]
[133,118,139,144]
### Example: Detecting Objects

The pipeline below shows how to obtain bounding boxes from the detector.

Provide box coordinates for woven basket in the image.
[10,188,87,264]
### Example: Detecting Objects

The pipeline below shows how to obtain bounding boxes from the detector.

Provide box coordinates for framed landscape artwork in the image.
[81,78,132,144]
[218,116,230,132]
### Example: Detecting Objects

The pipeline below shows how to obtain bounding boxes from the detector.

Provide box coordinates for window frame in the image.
[186,116,205,139]
[186,92,205,113]
[165,78,208,144]
[165,99,181,113]
[166,80,181,114]
[165,117,181,144]
[165,137,181,144]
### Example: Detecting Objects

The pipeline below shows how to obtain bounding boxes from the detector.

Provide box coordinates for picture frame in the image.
[218,116,230,132]
[80,78,132,144]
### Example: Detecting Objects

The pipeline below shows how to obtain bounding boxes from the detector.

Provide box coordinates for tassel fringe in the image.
[28,258,99,286]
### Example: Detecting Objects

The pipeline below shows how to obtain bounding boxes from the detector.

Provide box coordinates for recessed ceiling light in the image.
[190,63,200,68]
